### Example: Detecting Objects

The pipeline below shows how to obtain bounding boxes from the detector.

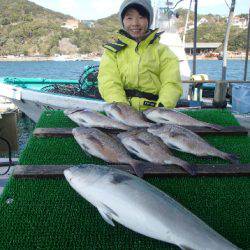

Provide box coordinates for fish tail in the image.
[221,152,240,164]
[165,159,196,176]
[207,123,224,131]
[130,161,147,178]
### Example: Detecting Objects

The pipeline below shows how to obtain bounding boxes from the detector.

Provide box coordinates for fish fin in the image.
[65,109,83,115]
[206,123,224,131]
[82,109,95,114]
[86,135,104,149]
[184,163,196,176]
[112,103,123,115]
[165,160,196,176]
[131,138,150,147]
[127,145,140,155]
[157,117,171,124]
[97,203,118,227]
[166,143,182,151]
[130,161,147,178]
[179,245,194,250]
[106,112,115,120]
[223,153,240,164]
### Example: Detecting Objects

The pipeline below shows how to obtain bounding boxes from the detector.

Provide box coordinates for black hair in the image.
[121,3,150,22]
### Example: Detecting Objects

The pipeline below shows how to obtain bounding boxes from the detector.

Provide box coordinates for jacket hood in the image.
[119,0,154,28]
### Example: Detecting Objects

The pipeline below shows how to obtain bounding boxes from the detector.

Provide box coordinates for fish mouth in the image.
[64,165,93,182]
[64,165,112,183]
[64,109,72,115]
[64,168,74,182]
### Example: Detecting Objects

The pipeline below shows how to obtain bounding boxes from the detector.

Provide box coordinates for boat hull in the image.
[0,81,105,122]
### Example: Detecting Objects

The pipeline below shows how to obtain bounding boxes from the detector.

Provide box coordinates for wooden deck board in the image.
[13,163,250,179]
[33,126,248,138]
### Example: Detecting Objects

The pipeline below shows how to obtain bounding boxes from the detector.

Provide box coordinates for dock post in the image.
[213,0,236,108]
[244,8,250,81]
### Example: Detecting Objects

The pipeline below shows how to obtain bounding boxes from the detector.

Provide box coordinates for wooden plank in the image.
[184,125,248,135]
[13,163,250,179]
[0,158,19,167]
[33,128,73,138]
[33,126,248,138]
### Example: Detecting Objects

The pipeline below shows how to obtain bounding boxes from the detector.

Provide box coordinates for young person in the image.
[98,0,182,111]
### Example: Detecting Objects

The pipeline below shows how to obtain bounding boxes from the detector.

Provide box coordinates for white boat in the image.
[153,0,191,99]
[0,74,196,123]
[0,77,105,122]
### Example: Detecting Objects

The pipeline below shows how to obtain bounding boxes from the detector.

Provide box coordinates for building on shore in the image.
[185,42,222,55]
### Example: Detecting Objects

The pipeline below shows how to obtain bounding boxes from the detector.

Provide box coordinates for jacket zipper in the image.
[135,43,140,91]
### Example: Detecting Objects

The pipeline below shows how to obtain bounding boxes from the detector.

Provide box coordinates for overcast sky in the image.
[29,0,249,20]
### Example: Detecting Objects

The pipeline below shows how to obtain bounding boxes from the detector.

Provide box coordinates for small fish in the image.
[144,108,223,130]
[148,124,239,163]
[103,103,153,128]
[64,164,240,250]
[64,109,130,130]
[117,130,196,175]
[72,127,146,177]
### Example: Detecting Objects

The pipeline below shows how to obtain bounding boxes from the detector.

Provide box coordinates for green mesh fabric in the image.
[0,109,249,250]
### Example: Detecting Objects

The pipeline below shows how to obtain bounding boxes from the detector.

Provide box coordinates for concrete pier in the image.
[0,97,16,113]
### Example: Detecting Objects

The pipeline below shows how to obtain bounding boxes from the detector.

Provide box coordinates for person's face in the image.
[123,8,149,41]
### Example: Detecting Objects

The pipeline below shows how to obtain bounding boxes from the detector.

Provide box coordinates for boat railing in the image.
[182,80,250,107]
[183,80,250,84]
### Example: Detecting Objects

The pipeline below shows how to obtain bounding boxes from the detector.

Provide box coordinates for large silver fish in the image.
[144,108,223,130]
[72,127,145,177]
[148,124,239,163]
[103,103,153,128]
[117,130,196,175]
[64,109,130,130]
[64,164,240,250]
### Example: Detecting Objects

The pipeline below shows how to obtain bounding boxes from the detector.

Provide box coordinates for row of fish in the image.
[65,102,224,130]
[63,103,240,249]
[65,103,238,176]
[64,165,240,249]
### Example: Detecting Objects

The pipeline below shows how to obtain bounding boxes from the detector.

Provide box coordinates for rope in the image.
[0,137,12,175]
[172,0,184,10]
[224,0,230,10]
[41,65,101,99]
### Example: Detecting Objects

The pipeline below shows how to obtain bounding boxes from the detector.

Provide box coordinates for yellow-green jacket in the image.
[98,29,182,111]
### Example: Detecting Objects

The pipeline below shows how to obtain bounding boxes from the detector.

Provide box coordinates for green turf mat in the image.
[0,109,249,250]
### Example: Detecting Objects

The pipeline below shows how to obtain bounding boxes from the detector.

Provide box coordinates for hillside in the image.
[0,0,77,56]
[180,10,248,52]
[0,0,248,56]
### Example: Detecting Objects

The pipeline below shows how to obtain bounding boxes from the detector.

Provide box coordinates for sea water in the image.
[0,59,249,156]
[0,59,248,80]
